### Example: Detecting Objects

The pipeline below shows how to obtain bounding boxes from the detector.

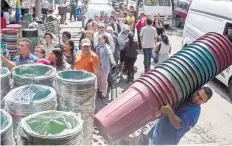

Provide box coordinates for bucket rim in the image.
[55,70,96,83]
[12,64,56,80]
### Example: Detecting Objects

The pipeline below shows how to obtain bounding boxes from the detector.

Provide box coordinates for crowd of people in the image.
[0,4,171,99]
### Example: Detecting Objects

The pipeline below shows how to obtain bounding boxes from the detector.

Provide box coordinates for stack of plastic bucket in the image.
[94,32,232,143]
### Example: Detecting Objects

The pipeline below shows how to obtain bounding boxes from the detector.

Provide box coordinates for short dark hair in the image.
[147,18,152,25]
[62,31,71,39]
[67,40,75,53]
[202,87,213,101]
[44,32,54,39]
[51,48,63,69]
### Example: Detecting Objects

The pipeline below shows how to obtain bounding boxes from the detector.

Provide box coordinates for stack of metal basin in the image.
[94,32,232,143]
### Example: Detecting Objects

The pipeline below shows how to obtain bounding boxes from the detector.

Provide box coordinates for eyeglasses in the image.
[18,43,25,48]
[99,26,105,29]
[35,51,43,54]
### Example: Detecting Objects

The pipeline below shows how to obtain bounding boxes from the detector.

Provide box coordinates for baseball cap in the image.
[81,38,91,47]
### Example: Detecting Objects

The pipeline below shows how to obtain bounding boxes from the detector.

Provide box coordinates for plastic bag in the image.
[4,84,57,133]
[20,111,83,145]
[0,109,15,145]
[0,67,11,98]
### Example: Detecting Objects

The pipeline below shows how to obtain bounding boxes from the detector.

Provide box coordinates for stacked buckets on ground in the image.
[94,32,232,143]
[1,28,19,60]
[54,70,97,145]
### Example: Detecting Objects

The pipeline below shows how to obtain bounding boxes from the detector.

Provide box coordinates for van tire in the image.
[228,81,232,101]
[175,16,181,27]
[164,24,169,29]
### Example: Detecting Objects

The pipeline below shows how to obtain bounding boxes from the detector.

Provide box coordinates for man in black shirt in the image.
[226,27,232,43]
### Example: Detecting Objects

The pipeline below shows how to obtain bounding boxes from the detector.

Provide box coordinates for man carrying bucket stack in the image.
[147,87,213,145]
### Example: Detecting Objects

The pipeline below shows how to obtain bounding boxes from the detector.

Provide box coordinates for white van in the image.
[182,0,232,99]
[139,0,173,29]
[85,3,114,24]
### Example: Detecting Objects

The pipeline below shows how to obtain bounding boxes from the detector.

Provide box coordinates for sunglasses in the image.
[99,26,105,29]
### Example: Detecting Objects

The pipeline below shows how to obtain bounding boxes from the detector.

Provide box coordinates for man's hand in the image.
[155,47,158,52]
[161,104,173,115]
[161,104,181,129]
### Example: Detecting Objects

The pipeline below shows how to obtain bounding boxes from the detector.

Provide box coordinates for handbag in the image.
[154,43,161,63]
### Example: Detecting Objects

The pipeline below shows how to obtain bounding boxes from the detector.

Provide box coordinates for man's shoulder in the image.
[180,103,201,114]
[29,53,39,61]
[90,51,98,57]
[13,55,20,61]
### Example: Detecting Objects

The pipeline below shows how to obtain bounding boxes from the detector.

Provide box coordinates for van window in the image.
[144,0,158,6]
[177,1,188,10]
[224,23,232,43]
[158,0,171,6]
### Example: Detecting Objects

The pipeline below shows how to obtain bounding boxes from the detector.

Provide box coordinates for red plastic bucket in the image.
[202,35,229,69]
[136,77,166,106]
[94,82,162,143]
[143,73,177,106]
[208,32,232,61]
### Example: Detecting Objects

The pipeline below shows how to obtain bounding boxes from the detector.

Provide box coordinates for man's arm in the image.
[92,56,99,76]
[161,105,181,128]
[140,28,144,47]
[154,28,158,47]
[161,104,200,129]
[1,55,16,69]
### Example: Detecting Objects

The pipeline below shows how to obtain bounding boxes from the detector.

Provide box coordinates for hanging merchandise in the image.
[12,64,56,88]
[3,84,57,133]
[0,109,15,145]
[19,110,84,145]
[54,70,97,145]
[0,67,11,100]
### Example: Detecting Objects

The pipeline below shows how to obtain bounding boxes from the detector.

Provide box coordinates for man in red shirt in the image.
[136,12,147,49]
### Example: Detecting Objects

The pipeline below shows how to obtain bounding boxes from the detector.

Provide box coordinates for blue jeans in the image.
[143,48,153,72]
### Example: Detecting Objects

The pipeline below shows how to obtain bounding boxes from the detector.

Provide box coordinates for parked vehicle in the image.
[182,0,232,99]
[85,3,114,24]
[138,0,173,29]
[88,0,110,5]
[173,0,192,27]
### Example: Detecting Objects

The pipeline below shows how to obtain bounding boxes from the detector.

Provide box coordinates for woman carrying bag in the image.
[154,34,171,66]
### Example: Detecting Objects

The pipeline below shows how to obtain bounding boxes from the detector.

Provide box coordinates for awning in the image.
[1,0,11,11]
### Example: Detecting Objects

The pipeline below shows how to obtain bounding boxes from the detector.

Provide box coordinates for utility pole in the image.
[135,0,140,19]
[35,0,41,19]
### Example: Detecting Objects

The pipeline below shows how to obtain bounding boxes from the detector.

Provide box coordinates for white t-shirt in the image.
[42,0,50,9]
[158,41,170,54]
[3,12,10,24]
[140,25,158,48]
